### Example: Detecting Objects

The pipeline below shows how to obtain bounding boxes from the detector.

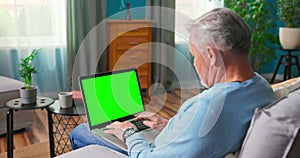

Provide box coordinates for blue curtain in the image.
[67,0,107,90]
[0,48,68,99]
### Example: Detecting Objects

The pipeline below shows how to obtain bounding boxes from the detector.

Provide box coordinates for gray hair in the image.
[187,8,252,54]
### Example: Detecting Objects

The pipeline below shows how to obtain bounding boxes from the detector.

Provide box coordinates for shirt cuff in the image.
[125,132,143,145]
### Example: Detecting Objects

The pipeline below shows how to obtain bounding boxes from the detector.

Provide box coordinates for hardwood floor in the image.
[0,109,49,153]
[0,88,202,155]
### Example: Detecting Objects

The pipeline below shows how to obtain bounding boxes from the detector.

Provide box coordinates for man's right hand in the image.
[135,112,168,131]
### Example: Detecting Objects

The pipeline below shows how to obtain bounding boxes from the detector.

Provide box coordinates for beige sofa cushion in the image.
[272,77,300,99]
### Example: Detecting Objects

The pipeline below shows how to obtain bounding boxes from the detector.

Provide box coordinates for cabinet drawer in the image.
[114,50,150,65]
[116,24,150,36]
[111,63,149,74]
[107,20,153,90]
[113,59,149,69]
[111,63,138,70]
[137,64,149,76]
[115,37,150,50]
[138,75,149,89]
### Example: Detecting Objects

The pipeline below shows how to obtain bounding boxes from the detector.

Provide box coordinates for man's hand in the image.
[135,112,168,131]
[103,121,137,142]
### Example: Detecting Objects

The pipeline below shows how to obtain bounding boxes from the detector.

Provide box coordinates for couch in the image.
[0,76,34,135]
[56,77,300,158]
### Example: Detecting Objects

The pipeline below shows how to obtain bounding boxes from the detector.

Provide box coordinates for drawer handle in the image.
[130,28,139,31]
[129,41,138,45]
[129,55,138,59]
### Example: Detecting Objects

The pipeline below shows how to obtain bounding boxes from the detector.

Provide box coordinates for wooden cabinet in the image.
[107,20,153,90]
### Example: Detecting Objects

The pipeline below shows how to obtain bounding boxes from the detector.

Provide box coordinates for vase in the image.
[279,27,300,50]
[126,2,131,20]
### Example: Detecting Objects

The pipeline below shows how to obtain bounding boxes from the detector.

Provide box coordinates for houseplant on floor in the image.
[277,0,300,49]
[225,0,278,71]
[18,49,41,104]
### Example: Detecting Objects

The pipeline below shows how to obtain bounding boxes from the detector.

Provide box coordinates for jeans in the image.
[69,123,128,156]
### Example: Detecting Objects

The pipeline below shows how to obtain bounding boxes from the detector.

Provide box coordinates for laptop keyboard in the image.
[130,119,149,131]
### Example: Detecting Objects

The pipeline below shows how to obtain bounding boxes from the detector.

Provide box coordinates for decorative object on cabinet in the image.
[126,2,131,20]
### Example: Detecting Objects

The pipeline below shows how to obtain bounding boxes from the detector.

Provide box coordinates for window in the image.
[0,0,66,48]
[175,0,224,42]
[173,0,224,87]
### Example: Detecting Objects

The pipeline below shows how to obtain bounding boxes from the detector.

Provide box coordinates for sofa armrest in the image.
[271,77,300,99]
[55,145,128,158]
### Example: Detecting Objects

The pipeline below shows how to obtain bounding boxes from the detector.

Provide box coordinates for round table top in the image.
[46,99,86,116]
[5,97,54,110]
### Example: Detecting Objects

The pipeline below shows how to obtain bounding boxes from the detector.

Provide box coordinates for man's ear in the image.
[206,47,219,66]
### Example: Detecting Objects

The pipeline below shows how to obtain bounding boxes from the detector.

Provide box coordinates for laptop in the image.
[78,68,159,151]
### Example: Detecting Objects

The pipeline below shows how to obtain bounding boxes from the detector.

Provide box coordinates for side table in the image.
[47,99,86,157]
[271,48,300,83]
[5,97,54,158]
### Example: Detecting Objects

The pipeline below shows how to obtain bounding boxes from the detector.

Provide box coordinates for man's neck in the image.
[226,70,255,83]
[224,56,255,83]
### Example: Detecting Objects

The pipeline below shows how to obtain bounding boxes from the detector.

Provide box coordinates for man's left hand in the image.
[103,121,137,142]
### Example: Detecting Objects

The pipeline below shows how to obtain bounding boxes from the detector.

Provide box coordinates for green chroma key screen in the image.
[81,70,144,126]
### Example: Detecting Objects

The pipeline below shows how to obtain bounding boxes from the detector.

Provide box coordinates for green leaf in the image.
[277,0,300,27]
[225,0,278,71]
[18,48,42,87]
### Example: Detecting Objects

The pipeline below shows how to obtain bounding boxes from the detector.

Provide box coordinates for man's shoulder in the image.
[215,73,272,91]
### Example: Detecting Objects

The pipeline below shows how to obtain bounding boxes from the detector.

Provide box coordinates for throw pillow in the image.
[239,87,300,158]
[264,87,300,125]
[239,109,299,158]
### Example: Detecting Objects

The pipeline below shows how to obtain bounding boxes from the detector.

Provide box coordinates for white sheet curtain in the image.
[0,0,67,99]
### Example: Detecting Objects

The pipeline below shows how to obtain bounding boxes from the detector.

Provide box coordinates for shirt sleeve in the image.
[125,97,209,158]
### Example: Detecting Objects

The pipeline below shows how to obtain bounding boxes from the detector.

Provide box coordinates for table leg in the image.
[48,111,55,158]
[6,109,14,158]
[287,51,292,79]
[294,56,300,76]
[271,55,284,83]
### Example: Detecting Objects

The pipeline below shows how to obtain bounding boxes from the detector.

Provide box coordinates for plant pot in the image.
[20,87,37,104]
[279,27,300,49]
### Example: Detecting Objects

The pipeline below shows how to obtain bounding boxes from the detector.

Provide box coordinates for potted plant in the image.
[18,49,41,104]
[277,0,300,49]
[225,0,278,71]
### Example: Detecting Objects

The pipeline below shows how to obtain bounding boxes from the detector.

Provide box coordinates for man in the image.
[70,8,275,157]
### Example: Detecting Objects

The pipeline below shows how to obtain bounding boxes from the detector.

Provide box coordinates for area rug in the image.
[0,141,50,158]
